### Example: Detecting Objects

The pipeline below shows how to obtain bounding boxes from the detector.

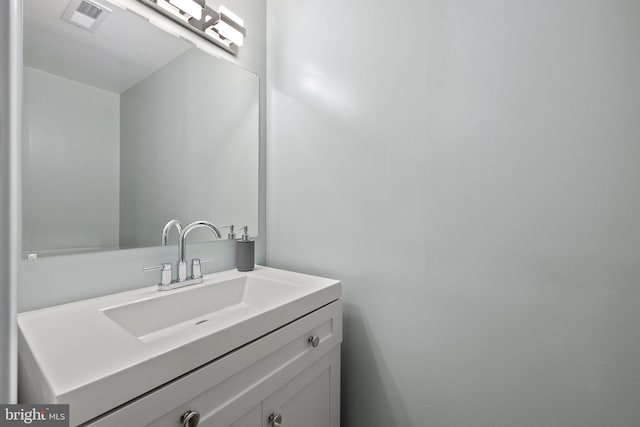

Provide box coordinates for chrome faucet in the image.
[176,220,222,283]
[145,220,222,291]
[161,219,183,246]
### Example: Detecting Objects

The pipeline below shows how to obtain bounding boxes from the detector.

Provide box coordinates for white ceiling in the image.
[25,0,193,93]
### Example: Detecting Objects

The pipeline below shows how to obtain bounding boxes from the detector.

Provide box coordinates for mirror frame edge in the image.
[20,0,260,259]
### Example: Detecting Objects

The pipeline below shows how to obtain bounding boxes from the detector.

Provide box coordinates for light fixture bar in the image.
[204,27,232,47]
[188,5,218,31]
[219,5,243,26]
[212,18,244,46]
[139,0,246,54]
[206,4,246,47]
[155,0,189,22]
[168,0,203,20]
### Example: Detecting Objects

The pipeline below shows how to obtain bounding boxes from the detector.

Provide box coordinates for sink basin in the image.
[103,276,301,342]
[18,266,341,426]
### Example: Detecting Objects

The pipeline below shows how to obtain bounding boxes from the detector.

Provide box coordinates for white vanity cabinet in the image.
[262,348,340,427]
[83,301,341,427]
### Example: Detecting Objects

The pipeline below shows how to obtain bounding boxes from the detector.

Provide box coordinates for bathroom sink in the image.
[18,266,340,426]
[103,275,301,342]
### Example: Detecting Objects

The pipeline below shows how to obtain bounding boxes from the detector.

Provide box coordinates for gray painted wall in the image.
[23,67,120,254]
[119,49,259,248]
[266,0,640,426]
[18,0,266,312]
[1,0,19,403]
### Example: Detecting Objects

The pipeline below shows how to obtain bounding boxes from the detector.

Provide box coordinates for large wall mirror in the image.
[22,0,259,257]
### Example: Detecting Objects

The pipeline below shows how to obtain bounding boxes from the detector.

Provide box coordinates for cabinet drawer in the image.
[84,300,342,427]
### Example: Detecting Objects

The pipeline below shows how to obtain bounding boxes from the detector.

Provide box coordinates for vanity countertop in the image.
[18,266,341,425]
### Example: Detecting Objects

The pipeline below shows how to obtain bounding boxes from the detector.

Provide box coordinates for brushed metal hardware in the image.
[143,263,172,286]
[182,410,200,427]
[268,413,283,427]
[308,335,320,348]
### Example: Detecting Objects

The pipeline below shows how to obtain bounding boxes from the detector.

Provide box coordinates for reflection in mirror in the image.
[22,0,259,257]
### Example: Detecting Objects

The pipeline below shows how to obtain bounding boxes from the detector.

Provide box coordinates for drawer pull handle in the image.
[269,413,283,426]
[308,335,320,348]
[182,410,200,427]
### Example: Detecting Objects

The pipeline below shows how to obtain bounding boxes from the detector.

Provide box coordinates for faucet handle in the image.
[191,258,213,280]
[144,263,172,286]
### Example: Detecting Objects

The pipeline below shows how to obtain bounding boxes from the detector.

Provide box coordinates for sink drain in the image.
[195,319,209,326]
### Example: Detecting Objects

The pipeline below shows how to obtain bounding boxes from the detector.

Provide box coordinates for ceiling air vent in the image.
[77,1,103,19]
[61,0,112,33]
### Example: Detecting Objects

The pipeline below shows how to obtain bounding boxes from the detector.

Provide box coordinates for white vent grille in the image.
[76,1,103,20]
[61,0,111,33]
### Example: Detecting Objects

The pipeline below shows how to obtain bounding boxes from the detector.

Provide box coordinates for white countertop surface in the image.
[18,266,341,425]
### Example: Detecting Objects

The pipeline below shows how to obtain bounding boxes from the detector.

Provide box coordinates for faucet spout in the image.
[161,219,183,246]
[178,220,222,264]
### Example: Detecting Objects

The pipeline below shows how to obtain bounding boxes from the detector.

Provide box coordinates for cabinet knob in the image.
[308,335,320,348]
[182,410,200,427]
[268,413,283,426]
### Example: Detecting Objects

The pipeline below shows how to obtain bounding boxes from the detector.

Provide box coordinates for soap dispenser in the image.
[236,226,255,271]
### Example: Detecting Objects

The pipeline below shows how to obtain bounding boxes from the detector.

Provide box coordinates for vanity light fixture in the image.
[167,0,203,20]
[209,5,245,46]
[155,0,190,22]
[140,0,246,54]
[196,4,246,47]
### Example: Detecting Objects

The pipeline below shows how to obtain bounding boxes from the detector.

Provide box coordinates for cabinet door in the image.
[262,347,340,427]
